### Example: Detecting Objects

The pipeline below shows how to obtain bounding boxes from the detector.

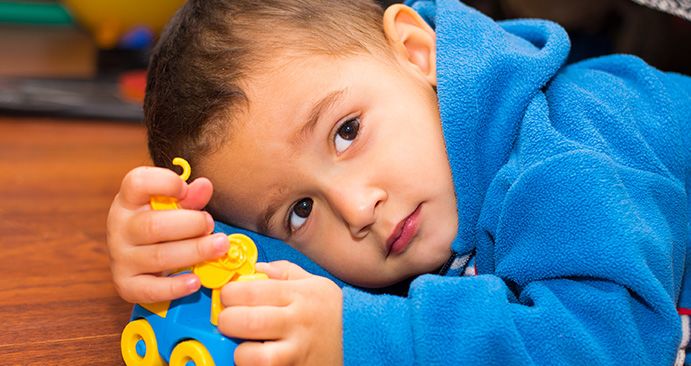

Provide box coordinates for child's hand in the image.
[106,166,229,304]
[219,261,343,366]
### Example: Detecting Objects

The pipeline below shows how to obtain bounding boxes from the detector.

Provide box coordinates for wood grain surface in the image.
[0,117,149,365]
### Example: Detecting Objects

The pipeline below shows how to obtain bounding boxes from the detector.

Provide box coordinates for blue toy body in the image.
[126,284,239,365]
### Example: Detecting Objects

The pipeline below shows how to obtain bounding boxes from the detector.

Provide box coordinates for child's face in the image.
[202,51,457,287]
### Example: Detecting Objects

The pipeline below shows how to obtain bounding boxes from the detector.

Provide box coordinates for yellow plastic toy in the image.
[149,157,190,211]
[122,157,270,365]
[61,0,185,49]
[144,158,267,325]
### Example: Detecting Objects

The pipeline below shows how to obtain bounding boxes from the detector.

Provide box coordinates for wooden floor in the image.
[0,117,149,365]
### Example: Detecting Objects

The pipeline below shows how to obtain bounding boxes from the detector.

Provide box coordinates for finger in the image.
[256,261,312,281]
[178,177,213,210]
[221,280,292,307]
[115,273,200,304]
[218,306,287,340]
[126,209,214,244]
[125,233,230,273]
[118,166,187,209]
[234,341,294,366]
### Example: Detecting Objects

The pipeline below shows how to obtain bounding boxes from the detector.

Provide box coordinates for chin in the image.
[347,275,401,289]
[349,263,439,289]
[426,227,456,266]
[344,266,418,288]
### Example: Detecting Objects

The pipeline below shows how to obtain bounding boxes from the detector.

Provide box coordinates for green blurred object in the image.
[0,1,73,25]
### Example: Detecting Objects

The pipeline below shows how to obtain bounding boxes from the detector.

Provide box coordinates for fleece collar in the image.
[408,0,570,255]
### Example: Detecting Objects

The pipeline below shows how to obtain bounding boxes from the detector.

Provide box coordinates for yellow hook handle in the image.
[150,157,190,211]
[172,157,191,182]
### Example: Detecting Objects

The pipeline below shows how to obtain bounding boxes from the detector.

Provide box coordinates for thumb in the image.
[178,177,213,210]
[256,261,312,280]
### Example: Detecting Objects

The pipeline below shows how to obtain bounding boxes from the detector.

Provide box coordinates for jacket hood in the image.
[407,0,570,254]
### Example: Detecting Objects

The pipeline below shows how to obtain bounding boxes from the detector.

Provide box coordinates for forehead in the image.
[227,55,353,159]
[202,56,348,225]
[247,55,345,111]
[226,53,392,155]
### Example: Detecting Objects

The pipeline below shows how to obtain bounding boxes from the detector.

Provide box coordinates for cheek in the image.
[208,189,263,231]
[301,227,381,284]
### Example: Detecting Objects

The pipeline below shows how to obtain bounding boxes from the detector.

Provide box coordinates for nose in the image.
[326,182,386,238]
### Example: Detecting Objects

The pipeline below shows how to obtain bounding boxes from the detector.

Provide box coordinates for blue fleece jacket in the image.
[214,0,691,364]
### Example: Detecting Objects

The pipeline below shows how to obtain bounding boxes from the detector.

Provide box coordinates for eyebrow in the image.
[257,193,284,235]
[290,88,348,147]
[257,88,347,235]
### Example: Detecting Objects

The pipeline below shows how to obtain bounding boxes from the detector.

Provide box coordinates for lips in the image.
[386,204,421,256]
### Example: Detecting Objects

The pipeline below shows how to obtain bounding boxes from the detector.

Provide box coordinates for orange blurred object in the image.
[119,70,147,104]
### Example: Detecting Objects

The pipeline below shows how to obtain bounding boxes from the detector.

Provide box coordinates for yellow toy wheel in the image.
[121,319,165,366]
[169,340,216,366]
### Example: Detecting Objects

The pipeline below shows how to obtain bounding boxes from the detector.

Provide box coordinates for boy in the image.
[106,0,691,364]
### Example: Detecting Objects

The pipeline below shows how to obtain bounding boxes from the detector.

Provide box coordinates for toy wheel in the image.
[169,340,216,366]
[121,319,165,366]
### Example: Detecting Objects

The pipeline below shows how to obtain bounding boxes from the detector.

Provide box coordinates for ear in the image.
[383,4,437,86]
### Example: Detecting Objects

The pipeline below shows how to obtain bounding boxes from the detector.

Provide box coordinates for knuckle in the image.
[108,248,125,267]
[285,304,305,326]
[107,205,132,245]
[275,260,291,267]
[142,213,162,241]
[233,345,251,366]
[121,167,147,193]
[114,280,136,303]
[271,260,292,280]
[221,282,238,301]
[242,311,265,333]
[112,279,127,298]
[217,309,231,331]
[242,284,259,302]
[195,236,208,260]
[107,236,134,263]
[313,276,331,292]
[220,284,233,303]
[141,282,160,303]
[106,198,121,228]
[152,244,168,271]
[228,282,257,304]
[105,226,117,252]
[196,211,210,228]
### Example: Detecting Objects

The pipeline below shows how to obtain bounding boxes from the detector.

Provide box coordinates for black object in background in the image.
[0,76,143,121]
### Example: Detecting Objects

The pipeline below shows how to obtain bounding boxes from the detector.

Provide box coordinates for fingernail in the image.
[212,234,229,254]
[185,276,200,292]
[206,213,215,231]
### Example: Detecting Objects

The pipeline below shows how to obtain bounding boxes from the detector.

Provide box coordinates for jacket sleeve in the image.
[342,148,686,365]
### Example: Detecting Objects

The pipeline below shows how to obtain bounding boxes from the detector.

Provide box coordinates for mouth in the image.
[386,204,422,256]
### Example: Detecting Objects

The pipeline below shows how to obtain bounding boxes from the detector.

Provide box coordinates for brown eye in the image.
[289,198,312,231]
[334,117,360,153]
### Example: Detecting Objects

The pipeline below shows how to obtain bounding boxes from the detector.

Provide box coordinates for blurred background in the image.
[0,0,688,122]
[0,0,184,121]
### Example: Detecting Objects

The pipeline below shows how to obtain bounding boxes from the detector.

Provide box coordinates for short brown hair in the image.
[145,0,387,174]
